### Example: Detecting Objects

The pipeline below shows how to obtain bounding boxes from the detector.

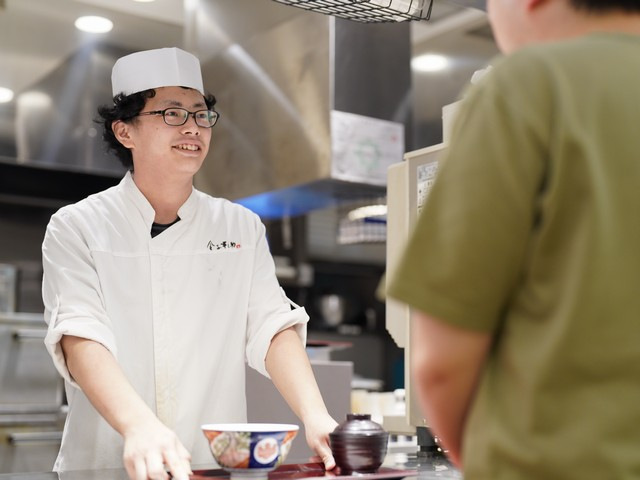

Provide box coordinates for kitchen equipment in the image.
[0,312,65,473]
[329,413,389,474]
[384,141,452,461]
[201,423,299,477]
[317,294,349,328]
[385,142,446,436]
[0,264,17,313]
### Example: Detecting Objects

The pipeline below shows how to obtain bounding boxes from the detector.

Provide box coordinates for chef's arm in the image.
[410,311,492,468]
[265,327,338,470]
[60,335,192,480]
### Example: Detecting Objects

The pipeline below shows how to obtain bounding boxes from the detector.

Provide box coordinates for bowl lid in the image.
[331,414,387,436]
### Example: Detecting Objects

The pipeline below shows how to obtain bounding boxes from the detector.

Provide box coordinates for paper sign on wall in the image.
[330,110,405,186]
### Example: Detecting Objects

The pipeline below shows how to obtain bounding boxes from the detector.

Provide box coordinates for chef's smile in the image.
[174,143,201,152]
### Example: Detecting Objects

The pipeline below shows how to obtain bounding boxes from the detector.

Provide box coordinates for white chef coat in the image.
[41,172,308,472]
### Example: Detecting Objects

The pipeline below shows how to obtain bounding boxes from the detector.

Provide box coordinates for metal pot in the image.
[317,294,348,328]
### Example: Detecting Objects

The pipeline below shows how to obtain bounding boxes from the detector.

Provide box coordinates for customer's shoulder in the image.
[493,33,624,78]
[472,39,588,99]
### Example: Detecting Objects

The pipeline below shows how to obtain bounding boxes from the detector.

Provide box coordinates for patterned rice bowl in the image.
[202,423,299,478]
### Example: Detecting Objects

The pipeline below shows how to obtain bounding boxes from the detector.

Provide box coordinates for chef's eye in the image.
[164,109,184,118]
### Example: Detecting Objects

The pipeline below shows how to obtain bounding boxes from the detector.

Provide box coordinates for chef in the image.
[41,47,338,480]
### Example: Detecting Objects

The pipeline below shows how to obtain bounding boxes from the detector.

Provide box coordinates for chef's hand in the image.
[122,419,192,480]
[304,412,338,471]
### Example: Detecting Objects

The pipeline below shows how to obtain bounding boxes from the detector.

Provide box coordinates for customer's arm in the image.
[410,311,492,468]
[265,327,338,470]
[61,335,192,480]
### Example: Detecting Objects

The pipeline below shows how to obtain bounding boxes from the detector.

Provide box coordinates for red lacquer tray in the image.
[192,462,417,480]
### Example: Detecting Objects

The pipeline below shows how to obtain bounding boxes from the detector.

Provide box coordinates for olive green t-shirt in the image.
[387,33,640,480]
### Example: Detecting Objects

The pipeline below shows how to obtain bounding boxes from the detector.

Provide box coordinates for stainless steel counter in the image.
[0,455,461,480]
[0,469,126,480]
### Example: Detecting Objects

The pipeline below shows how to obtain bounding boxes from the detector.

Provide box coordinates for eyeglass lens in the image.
[163,108,218,127]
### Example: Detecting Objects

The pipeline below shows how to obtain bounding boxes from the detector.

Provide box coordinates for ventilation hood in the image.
[0,44,128,178]
[0,43,128,207]
[187,0,413,218]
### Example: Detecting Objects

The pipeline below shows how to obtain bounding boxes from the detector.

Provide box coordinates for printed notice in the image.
[331,110,405,186]
[416,161,439,215]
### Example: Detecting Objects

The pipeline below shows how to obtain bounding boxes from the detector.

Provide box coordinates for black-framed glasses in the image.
[136,107,220,128]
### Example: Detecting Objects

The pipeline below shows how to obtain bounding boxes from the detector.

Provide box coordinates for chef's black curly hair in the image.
[570,0,640,12]
[96,88,217,171]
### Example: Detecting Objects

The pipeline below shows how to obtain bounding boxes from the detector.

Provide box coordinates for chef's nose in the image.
[181,116,201,135]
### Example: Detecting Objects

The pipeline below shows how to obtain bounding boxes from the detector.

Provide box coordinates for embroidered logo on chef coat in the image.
[207,240,241,251]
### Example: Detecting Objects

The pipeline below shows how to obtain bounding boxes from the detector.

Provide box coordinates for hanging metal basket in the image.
[270,0,434,23]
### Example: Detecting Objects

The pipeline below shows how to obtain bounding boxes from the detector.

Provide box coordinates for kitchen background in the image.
[0,0,499,472]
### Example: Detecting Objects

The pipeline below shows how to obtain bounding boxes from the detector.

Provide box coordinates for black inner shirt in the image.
[150,217,181,238]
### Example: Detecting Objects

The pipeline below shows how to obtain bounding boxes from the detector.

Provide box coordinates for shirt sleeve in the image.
[243,217,308,377]
[387,54,551,332]
[42,209,118,387]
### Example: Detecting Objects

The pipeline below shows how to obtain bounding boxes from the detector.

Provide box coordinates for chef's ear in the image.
[112,120,134,148]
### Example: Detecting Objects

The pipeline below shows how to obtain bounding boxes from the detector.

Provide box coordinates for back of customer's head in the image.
[570,0,640,12]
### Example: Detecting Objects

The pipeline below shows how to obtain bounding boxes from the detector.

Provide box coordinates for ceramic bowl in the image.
[202,423,299,477]
[329,414,389,474]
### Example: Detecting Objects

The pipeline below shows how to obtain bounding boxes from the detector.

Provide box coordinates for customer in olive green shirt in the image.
[386,1,640,479]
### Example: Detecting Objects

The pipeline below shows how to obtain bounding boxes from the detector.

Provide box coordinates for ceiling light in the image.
[0,87,14,103]
[412,54,450,72]
[133,0,156,2]
[74,15,113,34]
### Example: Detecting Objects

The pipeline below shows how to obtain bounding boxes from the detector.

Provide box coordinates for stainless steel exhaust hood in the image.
[187,0,412,218]
[0,44,128,178]
[0,44,128,207]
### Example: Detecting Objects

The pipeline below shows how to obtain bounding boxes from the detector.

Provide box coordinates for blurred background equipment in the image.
[269,0,434,23]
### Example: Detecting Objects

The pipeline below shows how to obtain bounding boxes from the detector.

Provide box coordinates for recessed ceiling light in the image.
[412,54,450,72]
[74,15,113,34]
[0,87,14,103]
[133,0,156,2]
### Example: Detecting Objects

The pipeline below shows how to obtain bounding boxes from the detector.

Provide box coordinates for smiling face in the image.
[113,86,212,183]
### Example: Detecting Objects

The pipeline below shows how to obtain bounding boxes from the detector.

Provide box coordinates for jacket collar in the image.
[119,171,199,227]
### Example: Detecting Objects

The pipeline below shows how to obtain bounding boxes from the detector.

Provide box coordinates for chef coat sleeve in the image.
[244,217,309,378]
[41,209,118,388]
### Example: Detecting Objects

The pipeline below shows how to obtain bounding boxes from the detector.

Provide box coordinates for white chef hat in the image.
[111,47,204,97]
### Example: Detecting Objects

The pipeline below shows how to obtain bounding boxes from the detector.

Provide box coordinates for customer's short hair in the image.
[570,0,640,12]
[97,88,217,171]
